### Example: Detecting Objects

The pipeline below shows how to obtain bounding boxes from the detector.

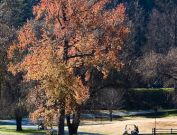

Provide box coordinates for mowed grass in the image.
[132,109,177,118]
[132,88,175,91]
[0,125,45,135]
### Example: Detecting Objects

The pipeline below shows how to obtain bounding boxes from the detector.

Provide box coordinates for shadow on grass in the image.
[0,121,16,125]
[140,134,177,135]
[17,129,45,134]
[49,131,105,135]
[0,127,45,134]
[78,132,104,135]
[64,131,104,135]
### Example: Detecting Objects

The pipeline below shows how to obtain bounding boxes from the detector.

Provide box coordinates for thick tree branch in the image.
[68,50,95,59]
[162,72,177,81]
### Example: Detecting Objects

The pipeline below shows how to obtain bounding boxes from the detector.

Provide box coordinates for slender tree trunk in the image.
[15,109,22,131]
[174,9,176,46]
[57,107,65,135]
[66,115,72,135]
[16,116,22,131]
[109,109,113,122]
[72,112,80,135]
[66,111,81,135]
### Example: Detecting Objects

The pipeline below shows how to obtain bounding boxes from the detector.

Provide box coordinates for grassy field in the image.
[133,109,177,118]
[0,125,45,135]
[132,88,175,91]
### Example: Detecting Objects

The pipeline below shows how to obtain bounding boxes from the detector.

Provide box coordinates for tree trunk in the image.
[109,109,113,122]
[72,111,80,135]
[66,115,72,135]
[15,114,22,131]
[66,111,80,135]
[57,107,65,135]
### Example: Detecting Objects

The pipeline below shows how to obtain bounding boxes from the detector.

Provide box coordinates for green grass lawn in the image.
[0,125,95,135]
[0,125,46,135]
[132,88,175,91]
[128,109,177,118]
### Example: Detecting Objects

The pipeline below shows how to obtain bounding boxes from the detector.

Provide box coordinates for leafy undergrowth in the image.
[0,125,45,134]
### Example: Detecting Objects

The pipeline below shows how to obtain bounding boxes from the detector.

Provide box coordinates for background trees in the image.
[119,0,146,88]
[0,0,36,27]
[136,0,177,88]
[0,0,37,131]
[95,87,125,121]
[145,0,177,53]
[136,48,177,88]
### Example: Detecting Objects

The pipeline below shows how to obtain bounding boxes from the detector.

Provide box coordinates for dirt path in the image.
[78,116,177,135]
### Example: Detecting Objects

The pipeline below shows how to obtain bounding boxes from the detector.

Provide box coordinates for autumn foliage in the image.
[8,0,129,129]
[28,63,89,126]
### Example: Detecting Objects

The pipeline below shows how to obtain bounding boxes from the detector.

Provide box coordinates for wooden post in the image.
[154,108,157,133]
[154,128,156,135]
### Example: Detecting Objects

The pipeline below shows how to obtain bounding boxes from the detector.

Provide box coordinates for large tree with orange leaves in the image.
[8,0,129,134]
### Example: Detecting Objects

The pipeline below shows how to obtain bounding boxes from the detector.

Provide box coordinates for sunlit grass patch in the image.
[0,125,45,134]
[132,88,175,91]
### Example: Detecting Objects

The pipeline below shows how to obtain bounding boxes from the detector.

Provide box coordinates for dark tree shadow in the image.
[63,131,104,135]
[78,132,104,135]
[0,121,16,125]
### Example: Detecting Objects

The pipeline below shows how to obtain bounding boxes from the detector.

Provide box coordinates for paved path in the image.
[0,110,155,126]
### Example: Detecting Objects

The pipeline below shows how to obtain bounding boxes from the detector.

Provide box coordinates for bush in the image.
[126,88,174,110]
